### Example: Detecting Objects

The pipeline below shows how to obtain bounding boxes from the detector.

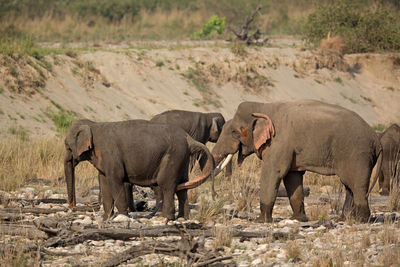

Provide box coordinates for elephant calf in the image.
[378,123,400,195]
[64,119,214,220]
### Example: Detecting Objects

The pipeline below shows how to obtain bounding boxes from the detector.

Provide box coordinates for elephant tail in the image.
[367,144,383,196]
[176,135,215,191]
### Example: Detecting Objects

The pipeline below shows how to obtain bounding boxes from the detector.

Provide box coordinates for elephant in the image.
[378,124,400,195]
[149,110,231,204]
[151,110,228,171]
[208,100,382,223]
[64,119,214,220]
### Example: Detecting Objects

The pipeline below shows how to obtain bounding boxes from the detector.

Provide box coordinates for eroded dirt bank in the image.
[0,42,399,139]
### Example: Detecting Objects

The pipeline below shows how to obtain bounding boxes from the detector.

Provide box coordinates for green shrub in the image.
[303,0,400,53]
[191,15,226,39]
[45,107,76,133]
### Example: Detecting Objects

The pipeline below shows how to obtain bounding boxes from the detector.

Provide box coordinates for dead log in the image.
[0,198,68,205]
[0,212,24,221]
[45,224,294,248]
[0,223,48,239]
[88,242,181,267]
[41,247,84,256]
[195,256,233,267]
[1,204,99,215]
[1,207,66,214]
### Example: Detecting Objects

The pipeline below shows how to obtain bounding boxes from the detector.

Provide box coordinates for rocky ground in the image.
[0,177,399,267]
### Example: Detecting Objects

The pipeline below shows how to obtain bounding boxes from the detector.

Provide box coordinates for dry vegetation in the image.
[0,137,97,193]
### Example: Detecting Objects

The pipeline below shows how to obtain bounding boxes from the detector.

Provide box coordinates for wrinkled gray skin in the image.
[150,110,231,206]
[151,110,227,170]
[211,100,382,223]
[64,119,214,220]
[378,124,400,195]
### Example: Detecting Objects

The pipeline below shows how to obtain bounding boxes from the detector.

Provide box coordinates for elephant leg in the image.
[176,189,189,219]
[379,167,390,196]
[106,168,129,216]
[160,187,175,220]
[283,171,308,222]
[97,173,102,205]
[342,185,354,220]
[153,186,163,213]
[124,183,135,212]
[99,173,114,220]
[257,146,292,223]
[339,160,371,222]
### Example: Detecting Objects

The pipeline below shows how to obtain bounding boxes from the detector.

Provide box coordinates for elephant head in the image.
[64,119,95,208]
[208,113,226,142]
[212,113,275,173]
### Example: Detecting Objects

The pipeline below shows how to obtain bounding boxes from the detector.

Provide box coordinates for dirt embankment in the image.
[0,43,399,139]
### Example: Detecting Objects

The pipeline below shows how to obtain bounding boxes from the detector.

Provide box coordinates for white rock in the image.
[238,262,249,267]
[256,244,269,251]
[24,187,35,193]
[139,218,149,224]
[280,226,292,234]
[51,194,65,199]
[37,203,51,209]
[113,214,131,222]
[80,216,92,225]
[91,241,104,246]
[43,190,53,198]
[316,225,326,231]
[115,240,124,246]
[251,258,263,265]
[105,241,114,248]
[278,219,298,227]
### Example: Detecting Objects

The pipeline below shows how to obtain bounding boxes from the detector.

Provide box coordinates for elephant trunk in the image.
[64,151,76,208]
[176,136,215,191]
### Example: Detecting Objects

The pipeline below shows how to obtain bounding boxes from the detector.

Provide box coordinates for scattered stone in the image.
[113,214,131,222]
[251,258,263,265]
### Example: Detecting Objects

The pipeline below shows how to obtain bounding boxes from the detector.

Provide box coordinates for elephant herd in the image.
[64,100,400,223]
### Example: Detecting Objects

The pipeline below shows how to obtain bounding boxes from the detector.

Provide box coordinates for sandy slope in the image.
[0,42,399,139]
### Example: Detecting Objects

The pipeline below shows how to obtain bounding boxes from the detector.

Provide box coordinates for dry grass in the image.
[0,137,97,194]
[193,196,225,224]
[308,203,330,221]
[0,234,40,266]
[216,155,260,212]
[213,225,233,249]
[1,8,209,43]
[319,33,346,54]
[285,240,302,262]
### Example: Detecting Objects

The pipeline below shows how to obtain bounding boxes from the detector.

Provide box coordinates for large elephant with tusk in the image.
[209,100,382,223]
[64,119,214,220]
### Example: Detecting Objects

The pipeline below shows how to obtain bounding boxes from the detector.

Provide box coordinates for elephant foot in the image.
[290,214,308,222]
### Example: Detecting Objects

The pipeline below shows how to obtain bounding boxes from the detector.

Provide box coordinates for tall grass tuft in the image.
[0,137,97,192]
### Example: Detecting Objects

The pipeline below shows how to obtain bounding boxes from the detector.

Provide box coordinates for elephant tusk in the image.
[214,154,233,176]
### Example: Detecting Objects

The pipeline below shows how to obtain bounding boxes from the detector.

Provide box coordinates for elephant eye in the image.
[232,129,240,139]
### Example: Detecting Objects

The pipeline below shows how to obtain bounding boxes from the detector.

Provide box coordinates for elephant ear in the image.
[252,113,275,151]
[75,125,93,157]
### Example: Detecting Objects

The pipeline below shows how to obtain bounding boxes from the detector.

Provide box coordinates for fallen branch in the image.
[1,204,99,215]
[195,256,233,267]
[0,223,48,239]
